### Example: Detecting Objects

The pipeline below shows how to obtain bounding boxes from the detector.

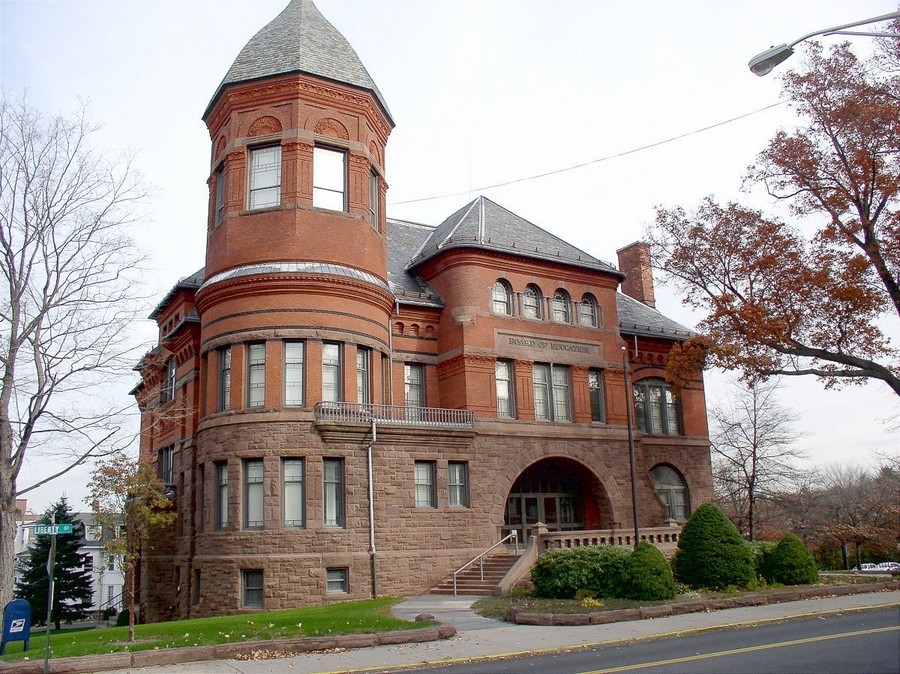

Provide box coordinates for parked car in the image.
[875,562,900,572]
[854,563,878,571]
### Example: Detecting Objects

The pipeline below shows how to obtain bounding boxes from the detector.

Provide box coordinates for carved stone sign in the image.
[495,331,602,365]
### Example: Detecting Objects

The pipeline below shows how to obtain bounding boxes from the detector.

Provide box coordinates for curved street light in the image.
[748,10,900,76]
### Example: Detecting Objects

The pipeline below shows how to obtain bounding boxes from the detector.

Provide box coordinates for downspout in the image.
[367,417,377,598]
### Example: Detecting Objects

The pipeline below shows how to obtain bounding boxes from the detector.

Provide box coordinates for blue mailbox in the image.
[1,599,31,654]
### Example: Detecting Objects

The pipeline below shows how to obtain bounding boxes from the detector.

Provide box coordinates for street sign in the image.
[34,523,73,535]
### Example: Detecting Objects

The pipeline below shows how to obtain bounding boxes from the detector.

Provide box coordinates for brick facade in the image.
[132,0,712,621]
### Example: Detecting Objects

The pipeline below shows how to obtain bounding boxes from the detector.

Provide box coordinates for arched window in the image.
[491,280,512,315]
[578,294,598,327]
[633,377,681,435]
[522,284,543,319]
[650,464,690,520]
[161,357,176,404]
[551,289,570,323]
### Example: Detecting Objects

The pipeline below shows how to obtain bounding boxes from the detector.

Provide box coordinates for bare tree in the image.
[710,378,802,540]
[0,95,145,607]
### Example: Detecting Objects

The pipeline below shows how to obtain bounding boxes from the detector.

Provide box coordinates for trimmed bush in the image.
[761,534,819,585]
[530,545,630,599]
[672,502,755,589]
[622,542,676,601]
[748,540,777,580]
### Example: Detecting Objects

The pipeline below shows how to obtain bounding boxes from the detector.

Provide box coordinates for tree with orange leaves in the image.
[652,42,899,398]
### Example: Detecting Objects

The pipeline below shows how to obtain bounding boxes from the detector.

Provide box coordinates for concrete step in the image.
[429,554,520,596]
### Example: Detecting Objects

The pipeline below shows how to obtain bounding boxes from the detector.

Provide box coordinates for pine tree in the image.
[14,497,93,629]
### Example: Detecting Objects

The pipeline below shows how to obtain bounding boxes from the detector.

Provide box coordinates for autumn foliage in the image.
[653,43,899,397]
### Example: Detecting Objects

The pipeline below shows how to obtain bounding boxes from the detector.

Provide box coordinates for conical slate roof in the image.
[406,196,623,278]
[205,0,392,123]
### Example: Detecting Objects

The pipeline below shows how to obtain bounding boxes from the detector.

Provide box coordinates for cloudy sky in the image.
[2,0,897,514]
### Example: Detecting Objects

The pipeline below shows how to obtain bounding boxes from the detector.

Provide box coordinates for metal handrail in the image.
[452,532,519,596]
[314,402,474,428]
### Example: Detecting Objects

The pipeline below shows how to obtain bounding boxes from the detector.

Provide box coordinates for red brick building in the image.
[133,0,712,620]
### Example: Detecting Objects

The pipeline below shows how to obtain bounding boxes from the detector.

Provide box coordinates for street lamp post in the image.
[748,10,900,76]
[621,346,640,549]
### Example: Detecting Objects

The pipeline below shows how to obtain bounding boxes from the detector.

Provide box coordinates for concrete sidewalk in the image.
[91,590,900,674]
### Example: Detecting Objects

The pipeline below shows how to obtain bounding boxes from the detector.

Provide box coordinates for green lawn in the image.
[0,598,422,663]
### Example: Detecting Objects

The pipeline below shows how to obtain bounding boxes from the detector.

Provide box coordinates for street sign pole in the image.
[44,515,56,674]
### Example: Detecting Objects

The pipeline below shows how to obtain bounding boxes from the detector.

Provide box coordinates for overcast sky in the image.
[2,0,897,515]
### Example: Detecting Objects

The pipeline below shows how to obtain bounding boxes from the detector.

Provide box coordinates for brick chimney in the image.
[617,241,656,308]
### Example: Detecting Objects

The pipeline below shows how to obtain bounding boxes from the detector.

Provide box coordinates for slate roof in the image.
[616,292,693,339]
[406,196,622,278]
[205,0,393,124]
[149,268,205,320]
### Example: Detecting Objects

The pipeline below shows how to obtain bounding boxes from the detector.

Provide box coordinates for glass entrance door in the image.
[504,492,583,544]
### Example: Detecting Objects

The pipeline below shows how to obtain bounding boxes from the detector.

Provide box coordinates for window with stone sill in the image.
[533,363,571,422]
[634,377,681,435]
[650,464,690,520]
[414,460,436,508]
[579,294,599,327]
[491,279,513,315]
[242,459,264,530]
[248,145,281,210]
[313,146,347,212]
[326,567,349,593]
[522,284,543,320]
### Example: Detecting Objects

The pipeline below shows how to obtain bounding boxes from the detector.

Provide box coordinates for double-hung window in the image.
[357,347,371,404]
[634,378,681,435]
[495,360,515,418]
[215,461,228,530]
[158,446,174,486]
[326,568,349,593]
[243,459,263,530]
[369,172,379,229]
[248,146,281,210]
[284,341,305,406]
[161,358,176,404]
[247,343,266,408]
[551,290,570,323]
[404,363,424,421]
[282,459,305,528]
[522,285,542,319]
[215,165,225,226]
[414,461,436,508]
[579,294,598,327]
[533,364,571,421]
[448,462,469,508]
[322,343,342,402]
[491,280,512,315]
[313,146,347,211]
[218,347,231,411]
[588,369,606,422]
[323,458,345,527]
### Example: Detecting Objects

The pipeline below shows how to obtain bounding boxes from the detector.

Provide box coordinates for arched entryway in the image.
[503,457,612,543]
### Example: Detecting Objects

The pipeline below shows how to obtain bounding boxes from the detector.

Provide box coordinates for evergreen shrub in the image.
[762,534,819,585]
[530,545,630,599]
[672,502,755,589]
[748,541,777,579]
[622,542,676,600]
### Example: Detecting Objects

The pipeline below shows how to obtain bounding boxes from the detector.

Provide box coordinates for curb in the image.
[507,580,900,625]
[0,620,457,674]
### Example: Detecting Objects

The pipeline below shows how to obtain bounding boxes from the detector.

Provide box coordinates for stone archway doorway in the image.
[503,457,611,544]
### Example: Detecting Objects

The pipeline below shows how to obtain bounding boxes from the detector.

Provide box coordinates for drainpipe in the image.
[367,417,377,598]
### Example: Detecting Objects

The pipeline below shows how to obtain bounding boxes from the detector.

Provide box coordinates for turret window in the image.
[313,146,347,211]
[248,146,281,209]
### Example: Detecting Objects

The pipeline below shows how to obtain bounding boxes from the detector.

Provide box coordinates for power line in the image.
[389,101,786,207]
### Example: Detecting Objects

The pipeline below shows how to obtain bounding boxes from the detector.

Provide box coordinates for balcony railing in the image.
[314,402,475,429]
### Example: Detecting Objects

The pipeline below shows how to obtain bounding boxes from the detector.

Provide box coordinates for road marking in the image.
[584,625,900,673]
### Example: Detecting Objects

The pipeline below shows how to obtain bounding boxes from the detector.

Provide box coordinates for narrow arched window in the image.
[551,289,570,323]
[491,280,513,315]
[579,294,598,327]
[522,284,543,319]
[650,464,690,520]
[633,377,681,435]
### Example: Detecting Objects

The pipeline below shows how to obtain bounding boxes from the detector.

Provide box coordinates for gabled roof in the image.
[406,196,622,278]
[205,0,393,124]
[149,268,205,320]
[616,292,693,339]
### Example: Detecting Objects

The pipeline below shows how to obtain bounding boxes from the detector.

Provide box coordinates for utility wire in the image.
[389,101,786,207]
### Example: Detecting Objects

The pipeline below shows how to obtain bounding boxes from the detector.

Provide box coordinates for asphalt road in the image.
[408,605,900,674]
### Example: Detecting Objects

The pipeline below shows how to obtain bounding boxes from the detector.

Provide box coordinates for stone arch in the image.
[314,117,350,140]
[215,136,227,160]
[501,456,615,543]
[248,115,283,137]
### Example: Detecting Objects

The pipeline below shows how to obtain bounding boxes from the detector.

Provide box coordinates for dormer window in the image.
[313,146,347,211]
[248,145,281,209]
